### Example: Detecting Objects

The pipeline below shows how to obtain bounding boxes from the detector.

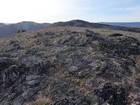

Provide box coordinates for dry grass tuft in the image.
[26,96,51,105]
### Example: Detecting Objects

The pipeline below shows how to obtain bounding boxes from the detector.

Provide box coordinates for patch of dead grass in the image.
[26,96,51,105]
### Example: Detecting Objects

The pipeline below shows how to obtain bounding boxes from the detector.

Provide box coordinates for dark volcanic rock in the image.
[95,83,128,105]
[100,36,140,57]
[0,58,15,69]
[109,33,123,37]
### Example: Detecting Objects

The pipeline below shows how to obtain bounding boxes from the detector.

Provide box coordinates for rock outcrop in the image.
[0,28,140,105]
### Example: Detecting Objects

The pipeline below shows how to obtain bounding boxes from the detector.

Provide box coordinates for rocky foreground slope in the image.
[0,26,140,105]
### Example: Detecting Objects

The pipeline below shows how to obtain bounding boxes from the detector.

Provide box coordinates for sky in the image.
[0,0,140,23]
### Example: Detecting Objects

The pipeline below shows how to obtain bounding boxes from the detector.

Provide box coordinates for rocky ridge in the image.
[0,27,140,105]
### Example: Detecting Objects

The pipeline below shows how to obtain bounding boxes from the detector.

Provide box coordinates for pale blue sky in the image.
[0,0,140,23]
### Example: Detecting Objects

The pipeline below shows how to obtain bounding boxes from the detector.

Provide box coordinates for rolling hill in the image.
[0,23,6,28]
[1,20,140,38]
[50,20,140,33]
[0,21,49,37]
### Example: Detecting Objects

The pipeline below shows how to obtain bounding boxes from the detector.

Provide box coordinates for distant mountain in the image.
[0,23,6,28]
[0,21,50,37]
[50,19,110,28]
[1,20,140,38]
[50,20,140,33]
[100,22,140,28]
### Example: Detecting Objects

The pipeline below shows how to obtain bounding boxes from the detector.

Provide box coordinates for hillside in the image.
[0,21,49,37]
[50,20,140,33]
[50,20,110,28]
[0,26,140,105]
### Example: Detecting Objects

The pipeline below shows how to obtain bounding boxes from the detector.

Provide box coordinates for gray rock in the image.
[78,36,89,46]
[99,61,108,72]
[89,59,101,71]
[92,40,99,45]
[89,60,99,67]
[26,80,39,86]
[26,75,40,86]
[13,96,24,105]
[20,55,43,67]
[26,75,40,81]
[68,66,79,73]
[22,88,37,100]
[7,93,16,100]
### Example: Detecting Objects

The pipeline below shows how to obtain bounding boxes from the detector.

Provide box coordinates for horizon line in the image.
[1,19,140,24]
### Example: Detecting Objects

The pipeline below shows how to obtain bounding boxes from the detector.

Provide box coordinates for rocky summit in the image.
[0,26,140,105]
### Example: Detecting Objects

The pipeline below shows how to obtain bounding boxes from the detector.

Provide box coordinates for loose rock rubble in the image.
[0,28,140,105]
